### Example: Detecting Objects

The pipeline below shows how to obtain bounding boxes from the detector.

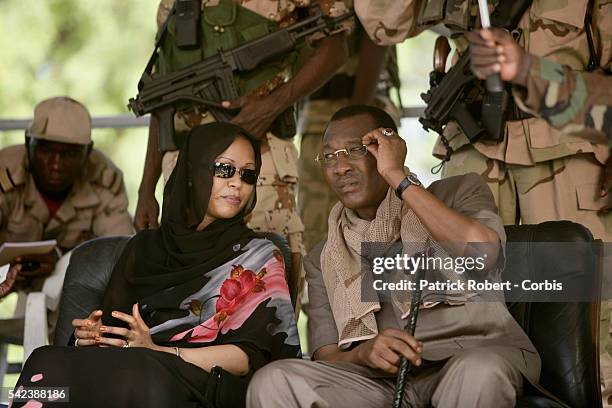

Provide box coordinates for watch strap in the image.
[395,176,412,199]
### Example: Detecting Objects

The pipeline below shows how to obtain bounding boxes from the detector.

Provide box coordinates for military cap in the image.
[27,97,92,145]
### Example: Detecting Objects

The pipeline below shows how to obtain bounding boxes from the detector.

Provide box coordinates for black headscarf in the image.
[97,123,299,402]
[101,122,262,323]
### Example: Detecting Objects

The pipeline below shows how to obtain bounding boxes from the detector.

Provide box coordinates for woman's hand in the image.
[72,310,103,347]
[97,303,157,349]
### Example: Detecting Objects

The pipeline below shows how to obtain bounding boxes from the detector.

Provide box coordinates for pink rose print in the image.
[214,264,266,324]
[170,254,289,343]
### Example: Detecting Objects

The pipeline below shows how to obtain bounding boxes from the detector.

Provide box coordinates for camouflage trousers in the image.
[442,143,612,404]
[442,145,611,239]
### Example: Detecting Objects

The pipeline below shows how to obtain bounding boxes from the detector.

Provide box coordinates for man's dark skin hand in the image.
[466,28,532,87]
[134,116,163,231]
[467,27,612,214]
[221,93,282,141]
[135,29,348,231]
[315,328,423,374]
[0,264,19,298]
[10,250,58,290]
[223,33,348,140]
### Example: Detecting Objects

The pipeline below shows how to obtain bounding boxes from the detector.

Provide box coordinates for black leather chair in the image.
[505,221,602,408]
[53,232,294,347]
[52,221,602,407]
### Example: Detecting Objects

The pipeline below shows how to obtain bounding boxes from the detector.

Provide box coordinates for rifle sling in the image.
[142,3,178,79]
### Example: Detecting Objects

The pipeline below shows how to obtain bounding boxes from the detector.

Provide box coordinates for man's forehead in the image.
[322,132,363,149]
[323,115,377,147]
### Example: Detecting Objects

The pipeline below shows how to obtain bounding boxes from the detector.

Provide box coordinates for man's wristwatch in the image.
[395,172,422,199]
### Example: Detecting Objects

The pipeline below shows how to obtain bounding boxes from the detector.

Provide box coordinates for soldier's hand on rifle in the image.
[466,28,533,87]
[223,94,283,140]
[355,328,423,374]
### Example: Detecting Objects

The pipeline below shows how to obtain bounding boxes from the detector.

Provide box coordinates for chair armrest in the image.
[515,396,567,408]
[23,292,48,361]
[42,251,72,312]
[53,236,130,346]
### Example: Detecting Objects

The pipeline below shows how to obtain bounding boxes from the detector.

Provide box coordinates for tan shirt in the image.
[355,0,611,170]
[305,173,540,383]
[155,0,353,134]
[0,145,134,252]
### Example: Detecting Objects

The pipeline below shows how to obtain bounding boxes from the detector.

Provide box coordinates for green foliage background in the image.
[0,0,440,392]
[0,0,161,215]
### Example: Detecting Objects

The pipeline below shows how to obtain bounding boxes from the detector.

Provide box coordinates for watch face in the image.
[407,173,422,186]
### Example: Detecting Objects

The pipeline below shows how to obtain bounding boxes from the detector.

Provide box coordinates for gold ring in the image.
[123,342,130,348]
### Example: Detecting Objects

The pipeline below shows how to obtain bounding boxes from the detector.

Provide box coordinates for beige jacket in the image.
[0,145,134,251]
[305,173,541,384]
[355,0,611,169]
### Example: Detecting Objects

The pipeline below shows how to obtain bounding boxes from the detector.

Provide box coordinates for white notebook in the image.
[0,239,57,268]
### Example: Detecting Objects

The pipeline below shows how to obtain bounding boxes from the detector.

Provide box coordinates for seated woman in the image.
[10,123,300,408]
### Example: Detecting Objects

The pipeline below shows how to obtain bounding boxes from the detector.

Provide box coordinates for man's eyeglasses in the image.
[212,162,258,185]
[315,145,368,167]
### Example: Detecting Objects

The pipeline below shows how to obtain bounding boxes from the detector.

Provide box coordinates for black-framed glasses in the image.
[212,162,258,185]
[315,145,368,167]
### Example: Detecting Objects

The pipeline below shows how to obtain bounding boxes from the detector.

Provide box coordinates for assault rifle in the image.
[128,8,354,151]
[419,0,532,146]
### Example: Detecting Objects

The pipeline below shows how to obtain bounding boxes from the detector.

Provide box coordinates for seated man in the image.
[0,96,133,293]
[247,105,541,407]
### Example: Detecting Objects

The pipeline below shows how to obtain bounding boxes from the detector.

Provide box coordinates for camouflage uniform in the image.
[356,0,611,404]
[156,0,352,262]
[1,97,133,251]
[356,0,611,239]
[0,97,133,342]
[297,48,401,252]
[0,146,133,251]
[514,56,612,142]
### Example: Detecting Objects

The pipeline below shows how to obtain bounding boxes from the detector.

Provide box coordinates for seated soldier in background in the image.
[0,96,133,295]
[247,106,540,407]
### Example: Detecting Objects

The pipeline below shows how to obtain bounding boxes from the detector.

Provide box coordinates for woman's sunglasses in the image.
[212,162,258,185]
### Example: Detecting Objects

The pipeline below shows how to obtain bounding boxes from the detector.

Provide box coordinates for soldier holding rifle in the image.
[132,0,354,290]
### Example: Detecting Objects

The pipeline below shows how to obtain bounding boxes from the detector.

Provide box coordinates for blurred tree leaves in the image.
[0,0,160,213]
[0,0,441,213]
[0,0,157,115]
